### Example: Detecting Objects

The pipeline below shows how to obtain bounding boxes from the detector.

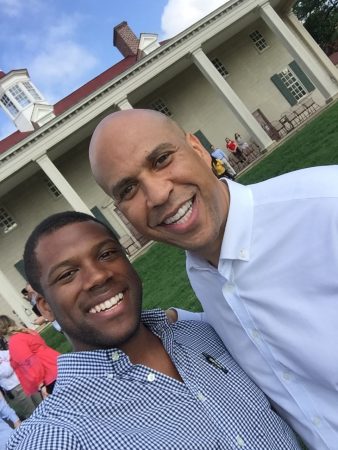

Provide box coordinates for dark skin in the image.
[35,220,182,382]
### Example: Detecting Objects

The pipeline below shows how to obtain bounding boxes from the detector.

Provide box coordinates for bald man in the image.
[89,109,338,450]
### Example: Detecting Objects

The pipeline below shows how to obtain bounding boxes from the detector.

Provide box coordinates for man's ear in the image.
[186,133,212,164]
[36,296,56,322]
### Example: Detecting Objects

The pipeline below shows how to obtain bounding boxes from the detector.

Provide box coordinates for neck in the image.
[191,180,229,267]
[120,323,182,381]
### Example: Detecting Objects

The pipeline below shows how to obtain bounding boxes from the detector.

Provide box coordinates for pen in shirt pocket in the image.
[202,352,228,374]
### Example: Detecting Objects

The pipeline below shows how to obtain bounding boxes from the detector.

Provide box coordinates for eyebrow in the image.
[111,142,176,199]
[46,238,119,283]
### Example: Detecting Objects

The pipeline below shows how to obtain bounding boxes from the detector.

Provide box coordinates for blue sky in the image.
[0,0,227,139]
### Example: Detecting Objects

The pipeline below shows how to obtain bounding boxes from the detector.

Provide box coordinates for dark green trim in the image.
[271,73,297,106]
[90,207,120,239]
[194,130,213,152]
[289,60,315,93]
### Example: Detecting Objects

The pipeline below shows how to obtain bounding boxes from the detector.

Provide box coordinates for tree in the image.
[293,0,338,54]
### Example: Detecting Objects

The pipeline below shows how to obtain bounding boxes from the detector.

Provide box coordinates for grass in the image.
[133,242,201,312]
[239,101,338,185]
[40,324,72,353]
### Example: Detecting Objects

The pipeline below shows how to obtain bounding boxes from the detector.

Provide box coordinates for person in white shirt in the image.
[0,351,40,419]
[89,109,338,450]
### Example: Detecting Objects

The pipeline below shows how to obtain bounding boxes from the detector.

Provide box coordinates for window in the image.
[278,68,307,101]
[249,30,269,52]
[22,81,42,101]
[0,207,17,234]
[270,61,315,106]
[9,85,30,107]
[0,94,19,117]
[150,98,172,117]
[44,179,62,199]
[212,58,229,78]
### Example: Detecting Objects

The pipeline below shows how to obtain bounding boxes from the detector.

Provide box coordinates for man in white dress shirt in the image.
[89,109,338,450]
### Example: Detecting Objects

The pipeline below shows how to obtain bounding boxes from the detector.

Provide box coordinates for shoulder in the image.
[173,320,226,354]
[250,166,338,205]
[7,420,81,450]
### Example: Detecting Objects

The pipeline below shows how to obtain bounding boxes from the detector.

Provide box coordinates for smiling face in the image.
[90,110,230,265]
[35,220,142,352]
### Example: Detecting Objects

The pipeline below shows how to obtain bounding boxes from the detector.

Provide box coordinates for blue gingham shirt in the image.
[7,310,300,450]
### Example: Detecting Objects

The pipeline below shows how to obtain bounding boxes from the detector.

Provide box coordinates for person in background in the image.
[0,316,59,400]
[210,145,236,178]
[225,137,245,162]
[0,393,20,450]
[0,350,40,420]
[211,155,226,178]
[7,211,301,449]
[21,286,46,327]
[234,132,250,154]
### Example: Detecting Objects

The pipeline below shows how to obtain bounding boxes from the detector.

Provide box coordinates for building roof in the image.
[0,55,137,154]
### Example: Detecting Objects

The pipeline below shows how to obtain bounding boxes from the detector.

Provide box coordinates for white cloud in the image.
[0,0,42,17]
[12,14,98,103]
[161,0,229,38]
[30,41,97,102]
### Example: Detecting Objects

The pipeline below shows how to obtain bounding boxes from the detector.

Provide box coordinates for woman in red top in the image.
[0,316,59,399]
[225,137,245,163]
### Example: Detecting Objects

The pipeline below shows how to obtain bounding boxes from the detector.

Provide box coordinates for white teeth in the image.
[164,200,193,225]
[89,292,124,314]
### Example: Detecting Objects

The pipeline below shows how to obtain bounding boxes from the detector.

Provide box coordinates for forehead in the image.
[91,114,183,172]
[35,221,114,265]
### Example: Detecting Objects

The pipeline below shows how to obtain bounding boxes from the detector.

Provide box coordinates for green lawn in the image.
[239,100,338,185]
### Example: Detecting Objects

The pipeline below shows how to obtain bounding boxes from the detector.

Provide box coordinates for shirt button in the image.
[197,392,206,402]
[312,416,321,427]
[236,435,245,447]
[224,283,235,293]
[239,249,248,259]
[147,373,156,382]
[282,370,292,381]
[111,352,119,362]
[251,329,260,340]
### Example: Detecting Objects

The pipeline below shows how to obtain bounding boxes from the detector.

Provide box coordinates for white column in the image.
[191,47,273,149]
[0,270,30,326]
[35,154,93,215]
[117,97,133,110]
[285,12,338,84]
[259,2,338,101]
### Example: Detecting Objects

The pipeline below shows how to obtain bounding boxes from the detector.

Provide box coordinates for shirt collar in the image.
[219,180,253,262]
[56,309,172,382]
[186,180,253,273]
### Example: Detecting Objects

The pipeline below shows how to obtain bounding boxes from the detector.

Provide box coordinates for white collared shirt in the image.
[185,165,338,450]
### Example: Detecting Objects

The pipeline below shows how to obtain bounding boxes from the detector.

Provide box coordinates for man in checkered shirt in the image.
[8,212,300,450]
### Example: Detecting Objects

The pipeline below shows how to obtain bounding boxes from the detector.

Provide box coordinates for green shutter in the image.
[289,60,315,93]
[194,130,212,152]
[90,207,120,239]
[14,259,26,279]
[271,73,297,106]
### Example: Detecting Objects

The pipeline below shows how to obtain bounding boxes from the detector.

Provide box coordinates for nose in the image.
[82,261,113,291]
[143,175,173,209]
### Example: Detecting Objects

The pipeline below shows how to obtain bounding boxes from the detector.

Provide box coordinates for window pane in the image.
[279,68,307,101]
[9,85,30,107]
[0,94,19,116]
[0,207,17,234]
[211,58,229,78]
[249,30,269,52]
[22,81,42,101]
[150,99,172,117]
